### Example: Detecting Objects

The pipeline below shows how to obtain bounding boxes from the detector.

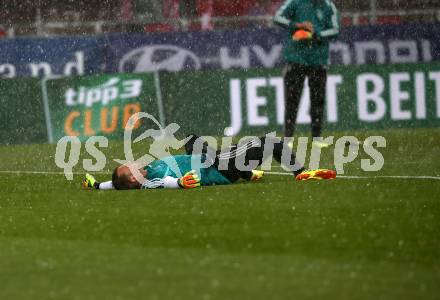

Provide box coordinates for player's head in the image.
[111,165,147,190]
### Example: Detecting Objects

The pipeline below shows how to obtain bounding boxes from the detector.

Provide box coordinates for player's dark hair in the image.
[112,167,130,190]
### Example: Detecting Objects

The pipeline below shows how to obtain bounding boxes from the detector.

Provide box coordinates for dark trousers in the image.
[284,62,327,138]
[185,134,304,183]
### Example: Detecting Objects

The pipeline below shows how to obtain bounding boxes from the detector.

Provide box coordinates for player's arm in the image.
[142,171,200,189]
[275,1,315,42]
[83,173,177,190]
[273,0,296,28]
[315,2,340,41]
[83,173,114,190]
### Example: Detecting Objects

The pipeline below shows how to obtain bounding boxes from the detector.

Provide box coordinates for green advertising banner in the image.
[1,62,440,145]
[160,62,440,136]
[43,73,161,142]
[0,78,47,144]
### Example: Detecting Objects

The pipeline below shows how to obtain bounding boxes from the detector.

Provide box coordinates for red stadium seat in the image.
[376,15,402,25]
[144,23,176,33]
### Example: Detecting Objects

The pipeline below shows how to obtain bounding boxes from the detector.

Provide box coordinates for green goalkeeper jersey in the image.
[274,0,340,66]
[144,155,231,186]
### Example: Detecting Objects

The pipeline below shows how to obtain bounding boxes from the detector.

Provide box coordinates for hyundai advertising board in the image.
[1,24,440,78]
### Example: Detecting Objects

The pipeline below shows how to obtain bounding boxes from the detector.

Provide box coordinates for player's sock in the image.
[269,137,304,176]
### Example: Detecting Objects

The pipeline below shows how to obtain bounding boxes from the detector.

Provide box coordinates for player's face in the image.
[117,165,147,189]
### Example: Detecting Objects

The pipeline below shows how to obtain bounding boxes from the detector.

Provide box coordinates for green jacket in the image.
[145,155,231,186]
[274,0,340,66]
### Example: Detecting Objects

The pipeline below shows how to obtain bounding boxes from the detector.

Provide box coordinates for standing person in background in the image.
[274,0,340,148]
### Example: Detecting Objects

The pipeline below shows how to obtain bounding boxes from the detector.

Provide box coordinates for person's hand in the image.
[178,170,201,189]
[293,21,314,41]
[83,173,99,189]
[292,29,313,41]
[295,21,314,34]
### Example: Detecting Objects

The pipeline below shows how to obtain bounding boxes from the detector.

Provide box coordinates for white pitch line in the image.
[265,171,440,180]
[0,170,111,175]
[339,175,440,180]
[0,170,439,180]
[270,161,422,169]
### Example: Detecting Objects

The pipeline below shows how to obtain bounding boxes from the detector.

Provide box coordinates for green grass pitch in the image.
[0,129,439,300]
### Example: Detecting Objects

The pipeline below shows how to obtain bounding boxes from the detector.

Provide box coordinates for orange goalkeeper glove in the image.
[292,29,313,41]
[178,170,201,189]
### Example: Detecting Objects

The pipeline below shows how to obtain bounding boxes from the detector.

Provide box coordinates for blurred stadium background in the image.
[1,0,440,37]
[1,1,440,299]
[2,0,440,143]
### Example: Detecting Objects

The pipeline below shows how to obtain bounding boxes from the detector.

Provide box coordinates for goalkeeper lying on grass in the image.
[83,134,336,190]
